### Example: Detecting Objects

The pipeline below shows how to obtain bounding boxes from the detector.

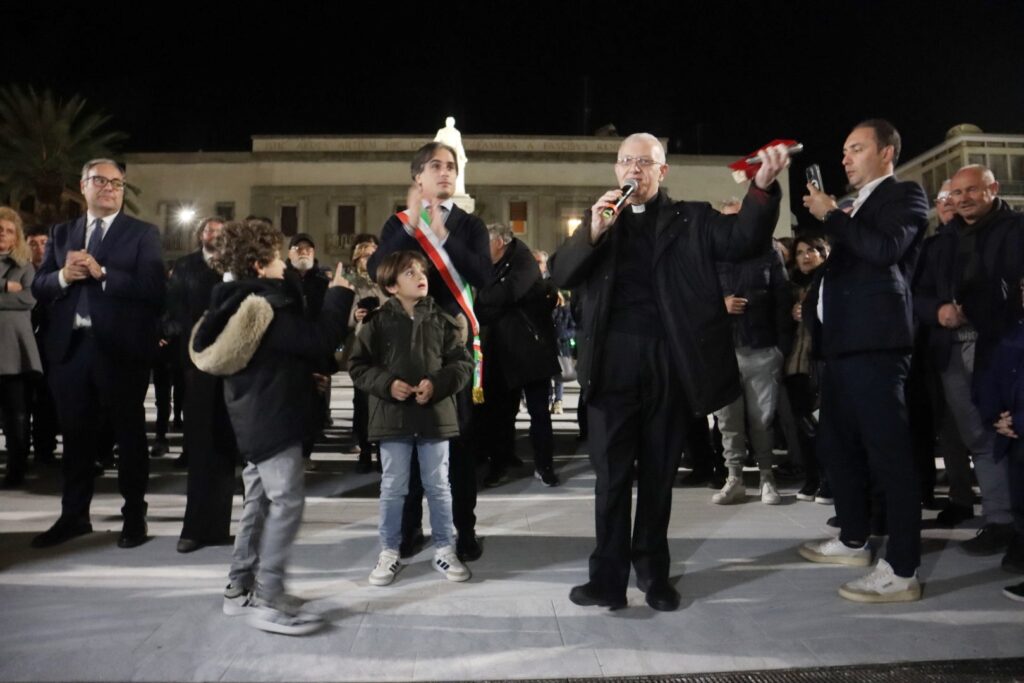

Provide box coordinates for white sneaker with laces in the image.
[760,474,781,505]
[798,537,872,566]
[838,559,922,603]
[551,400,564,415]
[433,545,471,582]
[247,594,324,636]
[222,583,255,616]
[369,549,402,586]
[711,476,746,505]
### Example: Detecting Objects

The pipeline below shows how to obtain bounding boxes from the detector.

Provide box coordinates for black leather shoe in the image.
[676,469,712,487]
[399,529,427,559]
[935,502,975,528]
[457,532,483,562]
[568,582,627,610]
[643,581,681,611]
[31,518,93,548]
[176,538,202,553]
[149,439,169,458]
[118,517,149,548]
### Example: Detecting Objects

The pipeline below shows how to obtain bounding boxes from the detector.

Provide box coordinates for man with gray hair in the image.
[31,158,165,548]
[550,133,790,610]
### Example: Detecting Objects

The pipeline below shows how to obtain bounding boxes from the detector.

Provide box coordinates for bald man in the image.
[915,164,1023,559]
[549,133,789,611]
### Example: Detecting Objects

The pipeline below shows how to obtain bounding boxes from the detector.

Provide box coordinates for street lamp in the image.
[176,206,197,226]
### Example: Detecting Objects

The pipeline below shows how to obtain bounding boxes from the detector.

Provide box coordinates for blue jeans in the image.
[379,438,454,551]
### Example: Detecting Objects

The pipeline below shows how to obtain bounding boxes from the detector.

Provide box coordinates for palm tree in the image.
[0,85,129,224]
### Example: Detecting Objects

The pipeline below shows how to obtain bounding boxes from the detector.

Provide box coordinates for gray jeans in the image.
[940,341,1011,524]
[228,443,305,600]
[714,346,783,470]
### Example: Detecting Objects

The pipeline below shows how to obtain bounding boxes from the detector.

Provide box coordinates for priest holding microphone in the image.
[549,133,790,611]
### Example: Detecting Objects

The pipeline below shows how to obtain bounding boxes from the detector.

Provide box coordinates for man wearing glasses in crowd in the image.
[31,159,165,549]
[549,133,790,611]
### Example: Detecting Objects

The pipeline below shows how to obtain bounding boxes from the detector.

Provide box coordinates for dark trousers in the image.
[49,332,151,521]
[819,352,920,577]
[180,368,238,542]
[784,372,824,487]
[30,372,58,459]
[353,388,371,453]
[907,337,938,505]
[1,374,31,479]
[586,332,687,599]
[476,377,554,470]
[402,385,478,539]
[152,350,183,439]
[1008,443,1024,537]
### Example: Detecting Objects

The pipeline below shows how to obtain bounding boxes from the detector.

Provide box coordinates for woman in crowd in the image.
[343,236,385,473]
[786,234,831,503]
[0,207,42,489]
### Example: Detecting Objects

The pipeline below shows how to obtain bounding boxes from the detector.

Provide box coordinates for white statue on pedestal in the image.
[434,116,469,198]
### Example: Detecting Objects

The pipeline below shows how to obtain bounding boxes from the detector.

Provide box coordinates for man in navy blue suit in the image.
[31,159,166,549]
[799,120,929,602]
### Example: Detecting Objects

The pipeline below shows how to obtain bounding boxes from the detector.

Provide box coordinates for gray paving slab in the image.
[1,378,1023,681]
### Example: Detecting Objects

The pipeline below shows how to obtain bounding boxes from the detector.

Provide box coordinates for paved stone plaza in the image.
[1,378,1022,681]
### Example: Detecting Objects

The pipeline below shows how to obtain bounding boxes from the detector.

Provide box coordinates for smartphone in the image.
[805,164,824,193]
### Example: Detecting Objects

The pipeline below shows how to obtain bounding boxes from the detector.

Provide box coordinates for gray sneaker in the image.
[222,583,255,616]
[248,594,324,636]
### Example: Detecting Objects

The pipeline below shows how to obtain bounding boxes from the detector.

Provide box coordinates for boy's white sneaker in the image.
[433,545,471,582]
[838,559,922,603]
[798,537,872,566]
[760,474,782,505]
[711,476,746,505]
[369,549,402,586]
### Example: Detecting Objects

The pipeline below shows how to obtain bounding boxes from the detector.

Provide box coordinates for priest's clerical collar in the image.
[630,193,661,214]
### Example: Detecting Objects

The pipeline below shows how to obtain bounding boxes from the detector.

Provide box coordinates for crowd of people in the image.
[1,119,1023,635]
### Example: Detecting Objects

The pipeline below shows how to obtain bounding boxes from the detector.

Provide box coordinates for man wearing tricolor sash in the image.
[367,142,491,562]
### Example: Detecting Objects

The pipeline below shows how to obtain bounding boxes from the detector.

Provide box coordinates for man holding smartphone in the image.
[800,119,929,602]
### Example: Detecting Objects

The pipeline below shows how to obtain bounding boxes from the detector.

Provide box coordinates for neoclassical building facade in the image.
[123,131,793,261]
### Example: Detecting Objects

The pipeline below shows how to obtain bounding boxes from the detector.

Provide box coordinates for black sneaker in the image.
[149,439,169,458]
[483,464,509,488]
[935,502,975,528]
[534,466,559,487]
[796,482,817,502]
[1003,581,1024,603]
[963,523,1015,556]
[1002,536,1024,574]
[456,532,483,562]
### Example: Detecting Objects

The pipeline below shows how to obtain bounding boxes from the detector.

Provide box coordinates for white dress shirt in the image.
[816,174,893,323]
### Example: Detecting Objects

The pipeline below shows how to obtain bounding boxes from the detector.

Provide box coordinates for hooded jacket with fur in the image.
[190,278,353,463]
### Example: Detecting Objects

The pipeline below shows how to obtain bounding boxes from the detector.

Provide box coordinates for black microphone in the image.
[744,142,804,165]
[601,179,639,219]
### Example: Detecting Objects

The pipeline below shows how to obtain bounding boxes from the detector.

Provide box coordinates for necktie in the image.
[86,218,104,254]
[75,218,104,320]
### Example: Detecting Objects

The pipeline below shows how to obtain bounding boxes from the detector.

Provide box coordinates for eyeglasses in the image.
[615,156,662,169]
[290,244,314,253]
[85,175,126,191]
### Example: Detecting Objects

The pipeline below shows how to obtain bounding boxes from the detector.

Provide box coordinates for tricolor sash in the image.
[395,208,485,403]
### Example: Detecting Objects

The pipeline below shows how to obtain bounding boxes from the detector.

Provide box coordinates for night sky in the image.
[5,1,1024,197]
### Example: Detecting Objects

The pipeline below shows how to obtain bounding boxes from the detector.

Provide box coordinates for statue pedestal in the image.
[452,193,475,214]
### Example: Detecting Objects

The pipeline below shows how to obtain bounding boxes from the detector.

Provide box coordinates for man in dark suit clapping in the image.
[799,120,929,602]
[31,159,166,549]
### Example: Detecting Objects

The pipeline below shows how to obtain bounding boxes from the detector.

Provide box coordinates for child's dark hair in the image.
[375,250,430,291]
[213,218,283,279]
